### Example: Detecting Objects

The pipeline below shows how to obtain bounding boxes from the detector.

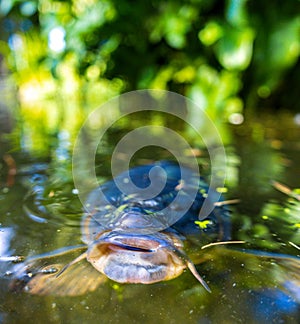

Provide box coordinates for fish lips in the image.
[86,231,186,284]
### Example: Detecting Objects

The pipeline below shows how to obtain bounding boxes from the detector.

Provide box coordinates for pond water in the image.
[0,103,300,323]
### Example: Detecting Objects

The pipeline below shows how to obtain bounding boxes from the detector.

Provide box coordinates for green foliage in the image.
[0,0,299,152]
[1,0,299,116]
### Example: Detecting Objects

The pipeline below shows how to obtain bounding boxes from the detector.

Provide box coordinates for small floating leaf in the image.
[195,220,211,229]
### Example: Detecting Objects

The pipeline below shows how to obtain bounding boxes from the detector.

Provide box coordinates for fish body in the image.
[10,161,230,295]
[81,161,229,287]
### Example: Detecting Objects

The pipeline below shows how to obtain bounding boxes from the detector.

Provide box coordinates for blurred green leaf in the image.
[226,0,249,27]
[216,26,255,70]
[268,18,300,70]
[0,0,15,16]
[20,1,37,17]
[198,21,224,46]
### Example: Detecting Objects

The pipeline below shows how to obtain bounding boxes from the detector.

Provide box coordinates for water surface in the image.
[0,110,299,324]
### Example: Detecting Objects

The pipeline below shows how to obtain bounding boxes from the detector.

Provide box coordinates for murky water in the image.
[0,107,299,323]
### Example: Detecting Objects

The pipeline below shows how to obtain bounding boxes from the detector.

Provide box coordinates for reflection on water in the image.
[0,111,300,323]
[0,227,14,258]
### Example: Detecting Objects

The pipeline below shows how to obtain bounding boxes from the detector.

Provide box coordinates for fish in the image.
[9,161,231,296]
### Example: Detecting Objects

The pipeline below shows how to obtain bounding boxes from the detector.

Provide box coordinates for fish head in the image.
[86,231,186,284]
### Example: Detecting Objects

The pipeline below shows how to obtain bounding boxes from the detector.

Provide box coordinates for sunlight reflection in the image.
[48,26,66,53]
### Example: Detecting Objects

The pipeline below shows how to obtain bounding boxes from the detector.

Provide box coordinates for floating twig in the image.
[289,241,300,251]
[272,181,300,201]
[201,240,246,250]
[214,199,240,207]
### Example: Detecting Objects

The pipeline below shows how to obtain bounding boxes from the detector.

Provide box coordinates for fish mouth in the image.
[86,231,211,291]
[105,243,153,253]
[92,231,175,253]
